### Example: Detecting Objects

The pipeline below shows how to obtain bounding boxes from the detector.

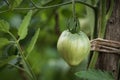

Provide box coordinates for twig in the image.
[0,0,96,13]
[91,38,120,54]
[8,63,25,71]
[91,38,120,48]
[29,0,95,9]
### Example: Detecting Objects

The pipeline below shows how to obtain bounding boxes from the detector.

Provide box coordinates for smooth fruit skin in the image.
[57,30,90,66]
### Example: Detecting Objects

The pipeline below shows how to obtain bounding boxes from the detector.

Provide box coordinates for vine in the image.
[88,0,114,68]
[0,0,96,13]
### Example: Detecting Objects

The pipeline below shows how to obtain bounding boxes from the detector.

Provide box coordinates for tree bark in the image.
[96,0,120,80]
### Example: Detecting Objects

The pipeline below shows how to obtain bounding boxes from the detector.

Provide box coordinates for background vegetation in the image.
[0,0,117,80]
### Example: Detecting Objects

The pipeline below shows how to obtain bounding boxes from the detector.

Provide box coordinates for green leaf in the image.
[0,38,10,48]
[0,56,16,68]
[11,0,23,10]
[18,10,32,40]
[75,69,114,80]
[0,20,10,33]
[26,28,40,54]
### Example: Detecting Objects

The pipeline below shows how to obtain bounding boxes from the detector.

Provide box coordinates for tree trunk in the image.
[96,0,120,80]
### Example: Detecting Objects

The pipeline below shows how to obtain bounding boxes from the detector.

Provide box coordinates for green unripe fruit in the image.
[57,30,90,66]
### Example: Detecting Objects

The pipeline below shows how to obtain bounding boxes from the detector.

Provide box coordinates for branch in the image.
[30,0,96,10]
[0,0,96,13]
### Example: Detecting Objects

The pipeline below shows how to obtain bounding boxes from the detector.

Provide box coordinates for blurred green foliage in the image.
[0,0,95,80]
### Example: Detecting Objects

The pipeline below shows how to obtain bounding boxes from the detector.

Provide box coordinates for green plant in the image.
[0,0,118,80]
[0,10,40,80]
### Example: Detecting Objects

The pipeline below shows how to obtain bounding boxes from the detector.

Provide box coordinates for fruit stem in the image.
[67,0,80,34]
[72,0,76,21]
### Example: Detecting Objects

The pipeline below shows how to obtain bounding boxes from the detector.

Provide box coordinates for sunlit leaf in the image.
[0,38,10,48]
[18,10,32,40]
[0,56,16,68]
[75,69,114,80]
[11,0,23,10]
[27,28,40,54]
[0,20,10,33]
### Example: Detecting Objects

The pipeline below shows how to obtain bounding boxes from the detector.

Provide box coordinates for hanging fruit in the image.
[57,30,90,66]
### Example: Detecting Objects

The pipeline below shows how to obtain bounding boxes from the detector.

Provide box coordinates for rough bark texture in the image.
[96,0,120,80]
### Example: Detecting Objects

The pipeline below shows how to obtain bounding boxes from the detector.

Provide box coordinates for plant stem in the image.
[89,0,109,69]
[30,0,95,10]
[0,0,96,13]
[7,31,17,41]
[98,0,107,38]
[16,41,37,80]
[106,0,114,21]
[8,31,37,80]
[8,63,26,72]
[88,7,99,68]
[72,0,76,21]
